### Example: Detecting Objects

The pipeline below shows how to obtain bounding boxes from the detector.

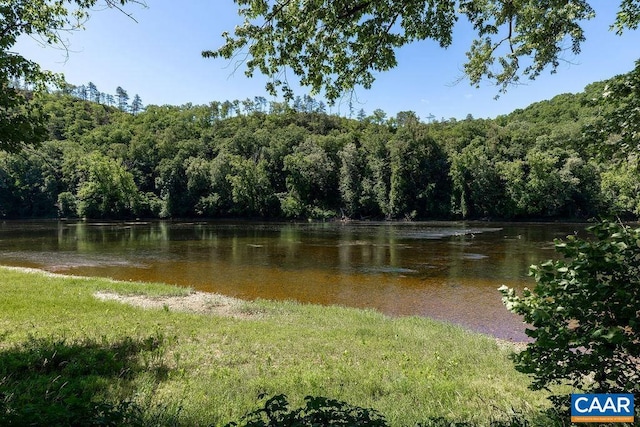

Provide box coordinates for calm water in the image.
[0,220,587,341]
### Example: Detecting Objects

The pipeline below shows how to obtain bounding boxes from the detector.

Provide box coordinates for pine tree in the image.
[76,85,88,101]
[115,86,129,112]
[87,82,100,103]
[130,94,144,115]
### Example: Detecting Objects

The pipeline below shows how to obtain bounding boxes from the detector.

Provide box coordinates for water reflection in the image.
[0,220,587,341]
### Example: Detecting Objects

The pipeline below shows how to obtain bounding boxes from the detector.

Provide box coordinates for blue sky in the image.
[14,1,640,120]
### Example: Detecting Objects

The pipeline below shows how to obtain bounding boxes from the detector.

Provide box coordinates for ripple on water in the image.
[361,266,419,274]
[461,253,489,260]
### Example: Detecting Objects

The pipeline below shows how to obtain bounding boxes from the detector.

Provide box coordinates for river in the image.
[0,220,588,341]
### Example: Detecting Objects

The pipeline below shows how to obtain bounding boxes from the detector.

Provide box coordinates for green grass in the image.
[0,266,553,426]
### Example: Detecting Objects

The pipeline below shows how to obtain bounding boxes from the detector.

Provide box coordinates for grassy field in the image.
[0,266,554,426]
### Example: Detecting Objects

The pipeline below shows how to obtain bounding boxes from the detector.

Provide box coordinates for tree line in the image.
[57,81,143,115]
[0,73,638,221]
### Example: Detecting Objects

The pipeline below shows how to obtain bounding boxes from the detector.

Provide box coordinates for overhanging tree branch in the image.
[207,0,610,101]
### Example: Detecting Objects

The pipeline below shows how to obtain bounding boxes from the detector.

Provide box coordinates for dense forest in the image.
[1,74,638,221]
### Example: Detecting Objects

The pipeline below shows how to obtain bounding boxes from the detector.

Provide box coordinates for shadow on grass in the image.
[0,333,174,426]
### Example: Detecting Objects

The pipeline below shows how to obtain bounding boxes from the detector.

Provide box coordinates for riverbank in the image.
[0,266,551,426]
[0,220,567,342]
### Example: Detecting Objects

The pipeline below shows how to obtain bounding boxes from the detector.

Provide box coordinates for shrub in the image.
[500,220,640,403]
[225,394,387,427]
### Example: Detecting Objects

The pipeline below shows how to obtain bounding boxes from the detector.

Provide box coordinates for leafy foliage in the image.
[1,61,638,220]
[500,221,640,400]
[600,160,640,218]
[225,393,387,427]
[1,67,638,221]
[75,152,140,218]
[226,394,538,427]
[205,1,634,101]
[0,86,48,153]
[585,58,640,159]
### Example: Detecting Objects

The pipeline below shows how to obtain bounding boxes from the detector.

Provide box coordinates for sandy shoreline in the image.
[1,265,528,350]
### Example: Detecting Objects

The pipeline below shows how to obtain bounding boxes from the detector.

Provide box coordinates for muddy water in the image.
[0,220,587,341]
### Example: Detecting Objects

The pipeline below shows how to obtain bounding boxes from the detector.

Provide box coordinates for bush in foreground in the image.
[224,394,535,427]
[500,220,640,409]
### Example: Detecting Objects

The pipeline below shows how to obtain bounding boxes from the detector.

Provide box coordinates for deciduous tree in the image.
[75,152,139,218]
[585,58,640,159]
[205,1,635,102]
